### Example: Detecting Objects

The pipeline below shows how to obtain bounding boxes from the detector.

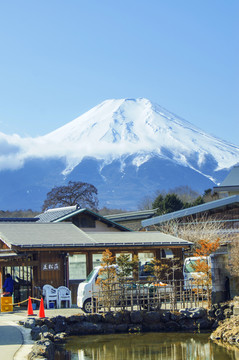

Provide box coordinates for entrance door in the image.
[3,265,33,305]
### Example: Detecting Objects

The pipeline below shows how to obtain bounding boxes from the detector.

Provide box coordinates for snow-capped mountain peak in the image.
[41,98,239,174]
[1,98,239,211]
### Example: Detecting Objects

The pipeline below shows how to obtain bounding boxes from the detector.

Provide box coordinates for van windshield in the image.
[184,260,197,273]
[85,269,97,282]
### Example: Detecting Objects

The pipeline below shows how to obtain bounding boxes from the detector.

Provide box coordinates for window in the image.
[69,254,87,280]
[138,252,154,276]
[92,254,102,268]
[161,248,174,259]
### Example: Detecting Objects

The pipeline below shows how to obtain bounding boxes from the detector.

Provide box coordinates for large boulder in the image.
[143,311,161,324]
[179,308,207,319]
[67,321,103,336]
[165,321,181,331]
[28,339,55,360]
[130,311,143,324]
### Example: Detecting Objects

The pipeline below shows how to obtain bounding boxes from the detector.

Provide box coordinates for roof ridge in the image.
[45,205,79,212]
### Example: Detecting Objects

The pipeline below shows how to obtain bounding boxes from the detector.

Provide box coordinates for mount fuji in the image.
[0,98,238,210]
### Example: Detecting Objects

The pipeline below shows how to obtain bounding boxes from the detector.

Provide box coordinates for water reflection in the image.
[57,333,239,360]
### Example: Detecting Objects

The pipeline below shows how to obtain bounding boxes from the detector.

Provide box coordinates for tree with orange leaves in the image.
[192,238,220,307]
[96,249,118,311]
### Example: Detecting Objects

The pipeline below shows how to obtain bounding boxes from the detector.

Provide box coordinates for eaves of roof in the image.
[141,195,239,227]
[0,223,192,249]
[213,185,239,192]
[105,209,157,222]
[15,242,191,249]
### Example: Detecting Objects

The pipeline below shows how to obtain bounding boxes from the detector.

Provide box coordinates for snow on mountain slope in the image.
[0,98,238,179]
[0,98,238,210]
[42,98,239,176]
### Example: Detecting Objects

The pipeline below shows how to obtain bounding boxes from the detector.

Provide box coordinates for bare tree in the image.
[227,238,239,276]
[42,181,98,211]
[137,195,154,210]
[168,185,201,204]
[152,216,230,250]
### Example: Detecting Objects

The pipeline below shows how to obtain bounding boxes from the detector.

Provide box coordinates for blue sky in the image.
[0,0,238,145]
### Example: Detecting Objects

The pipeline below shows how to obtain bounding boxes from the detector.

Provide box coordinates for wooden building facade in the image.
[0,223,192,305]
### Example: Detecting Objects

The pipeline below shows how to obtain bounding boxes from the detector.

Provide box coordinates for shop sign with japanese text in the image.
[42,262,60,271]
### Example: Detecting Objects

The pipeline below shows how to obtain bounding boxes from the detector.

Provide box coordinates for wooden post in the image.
[86,252,93,276]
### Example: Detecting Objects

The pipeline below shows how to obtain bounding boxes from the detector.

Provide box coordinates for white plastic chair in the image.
[57,286,72,308]
[42,284,58,309]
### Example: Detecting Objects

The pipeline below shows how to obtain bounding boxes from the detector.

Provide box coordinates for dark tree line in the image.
[152,193,204,216]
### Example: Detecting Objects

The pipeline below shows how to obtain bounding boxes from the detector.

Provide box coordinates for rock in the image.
[41,325,48,333]
[28,339,55,360]
[130,311,143,324]
[54,316,67,333]
[115,323,128,333]
[224,308,233,318]
[120,310,131,324]
[179,308,206,319]
[66,315,86,324]
[86,314,103,323]
[68,321,103,335]
[31,326,42,341]
[215,308,224,320]
[103,312,115,324]
[165,321,181,331]
[143,322,165,332]
[208,309,215,318]
[210,333,221,340]
[160,311,171,323]
[41,332,55,342]
[102,323,116,334]
[113,312,124,324]
[179,319,197,331]
[211,303,220,311]
[54,332,68,344]
[143,311,161,324]
[24,318,36,329]
[170,313,180,322]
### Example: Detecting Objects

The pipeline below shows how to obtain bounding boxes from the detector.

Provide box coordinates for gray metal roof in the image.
[220,166,239,187]
[35,205,79,222]
[36,206,130,231]
[141,195,239,227]
[0,223,95,248]
[105,209,158,222]
[0,223,192,249]
[85,231,192,247]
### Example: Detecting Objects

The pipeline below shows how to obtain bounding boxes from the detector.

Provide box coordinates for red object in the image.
[39,298,45,318]
[27,296,34,316]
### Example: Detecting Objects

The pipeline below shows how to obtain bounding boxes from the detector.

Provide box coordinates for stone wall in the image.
[22,303,234,360]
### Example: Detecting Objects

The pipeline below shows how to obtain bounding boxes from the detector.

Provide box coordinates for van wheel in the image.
[83,299,96,313]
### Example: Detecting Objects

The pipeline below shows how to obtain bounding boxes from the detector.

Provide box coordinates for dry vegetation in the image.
[152,216,230,247]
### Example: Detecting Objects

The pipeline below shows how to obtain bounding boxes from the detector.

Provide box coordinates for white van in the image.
[77,265,173,313]
[183,256,211,290]
[77,266,110,313]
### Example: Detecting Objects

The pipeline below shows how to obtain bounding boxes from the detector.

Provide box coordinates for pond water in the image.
[55,332,239,360]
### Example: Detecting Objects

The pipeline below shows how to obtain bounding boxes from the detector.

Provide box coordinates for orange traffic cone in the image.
[27,296,35,316]
[39,298,45,318]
